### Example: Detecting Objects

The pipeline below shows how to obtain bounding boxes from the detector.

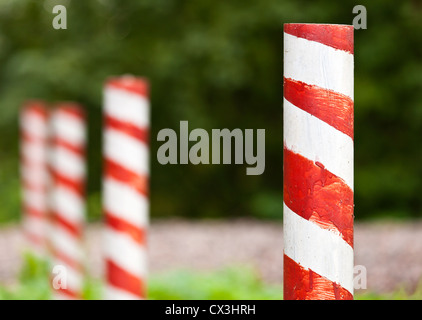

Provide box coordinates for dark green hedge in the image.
[0,0,421,221]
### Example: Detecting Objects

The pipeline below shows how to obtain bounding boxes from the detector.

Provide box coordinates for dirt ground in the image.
[1,219,422,295]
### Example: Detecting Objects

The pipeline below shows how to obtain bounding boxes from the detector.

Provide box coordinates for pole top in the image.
[284,23,354,54]
[53,101,85,119]
[106,74,149,97]
[21,100,49,118]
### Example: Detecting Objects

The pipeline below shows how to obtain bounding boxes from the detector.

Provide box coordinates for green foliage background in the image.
[0,0,421,222]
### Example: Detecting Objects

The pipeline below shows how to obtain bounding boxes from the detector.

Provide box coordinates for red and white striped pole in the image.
[48,103,86,299]
[20,101,50,255]
[283,24,354,300]
[103,76,149,299]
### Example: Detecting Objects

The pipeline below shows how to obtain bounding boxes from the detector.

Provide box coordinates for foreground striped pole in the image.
[103,76,149,299]
[48,103,86,299]
[20,101,50,255]
[283,24,354,300]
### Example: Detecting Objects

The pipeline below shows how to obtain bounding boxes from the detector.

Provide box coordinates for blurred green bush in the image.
[0,0,421,222]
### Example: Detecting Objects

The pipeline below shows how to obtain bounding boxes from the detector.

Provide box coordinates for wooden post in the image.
[49,103,86,299]
[103,75,150,299]
[20,101,50,256]
[283,24,354,300]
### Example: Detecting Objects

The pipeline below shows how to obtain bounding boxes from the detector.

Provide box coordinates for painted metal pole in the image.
[20,101,50,255]
[103,76,149,299]
[283,24,354,300]
[48,103,86,299]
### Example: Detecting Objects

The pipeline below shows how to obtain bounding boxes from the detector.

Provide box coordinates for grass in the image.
[1,253,422,300]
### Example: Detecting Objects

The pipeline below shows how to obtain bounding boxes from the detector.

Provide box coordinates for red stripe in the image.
[22,182,47,193]
[21,157,46,171]
[284,254,352,300]
[106,76,149,97]
[105,158,148,197]
[105,115,149,144]
[50,168,85,196]
[284,77,354,139]
[55,103,85,120]
[106,259,145,298]
[52,249,83,272]
[283,148,354,247]
[105,211,146,245]
[52,212,82,238]
[26,232,44,245]
[24,206,45,219]
[56,288,79,299]
[284,23,354,54]
[52,285,80,300]
[51,137,85,156]
[21,130,47,143]
[22,101,49,119]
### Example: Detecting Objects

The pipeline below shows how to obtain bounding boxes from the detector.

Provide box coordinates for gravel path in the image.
[2,219,422,295]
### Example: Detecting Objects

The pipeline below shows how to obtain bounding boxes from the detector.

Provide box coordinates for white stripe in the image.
[21,156,48,183]
[103,227,147,279]
[103,177,149,228]
[22,167,48,186]
[104,128,149,175]
[50,112,85,146]
[105,285,143,300]
[105,87,149,128]
[283,203,353,294]
[23,215,47,237]
[23,189,47,212]
[283,99,353,190]
[21,142,48,165]
[50,227,83,262]
[50,186,85,225]
[21,112,48,139]
[50,145,85,179]
[284,33,354,100]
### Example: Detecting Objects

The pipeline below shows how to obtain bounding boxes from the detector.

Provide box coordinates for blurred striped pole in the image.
[20,101,50,255]
[103,76,150,299]
[283,24,354,300]
[49,103,86,299]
